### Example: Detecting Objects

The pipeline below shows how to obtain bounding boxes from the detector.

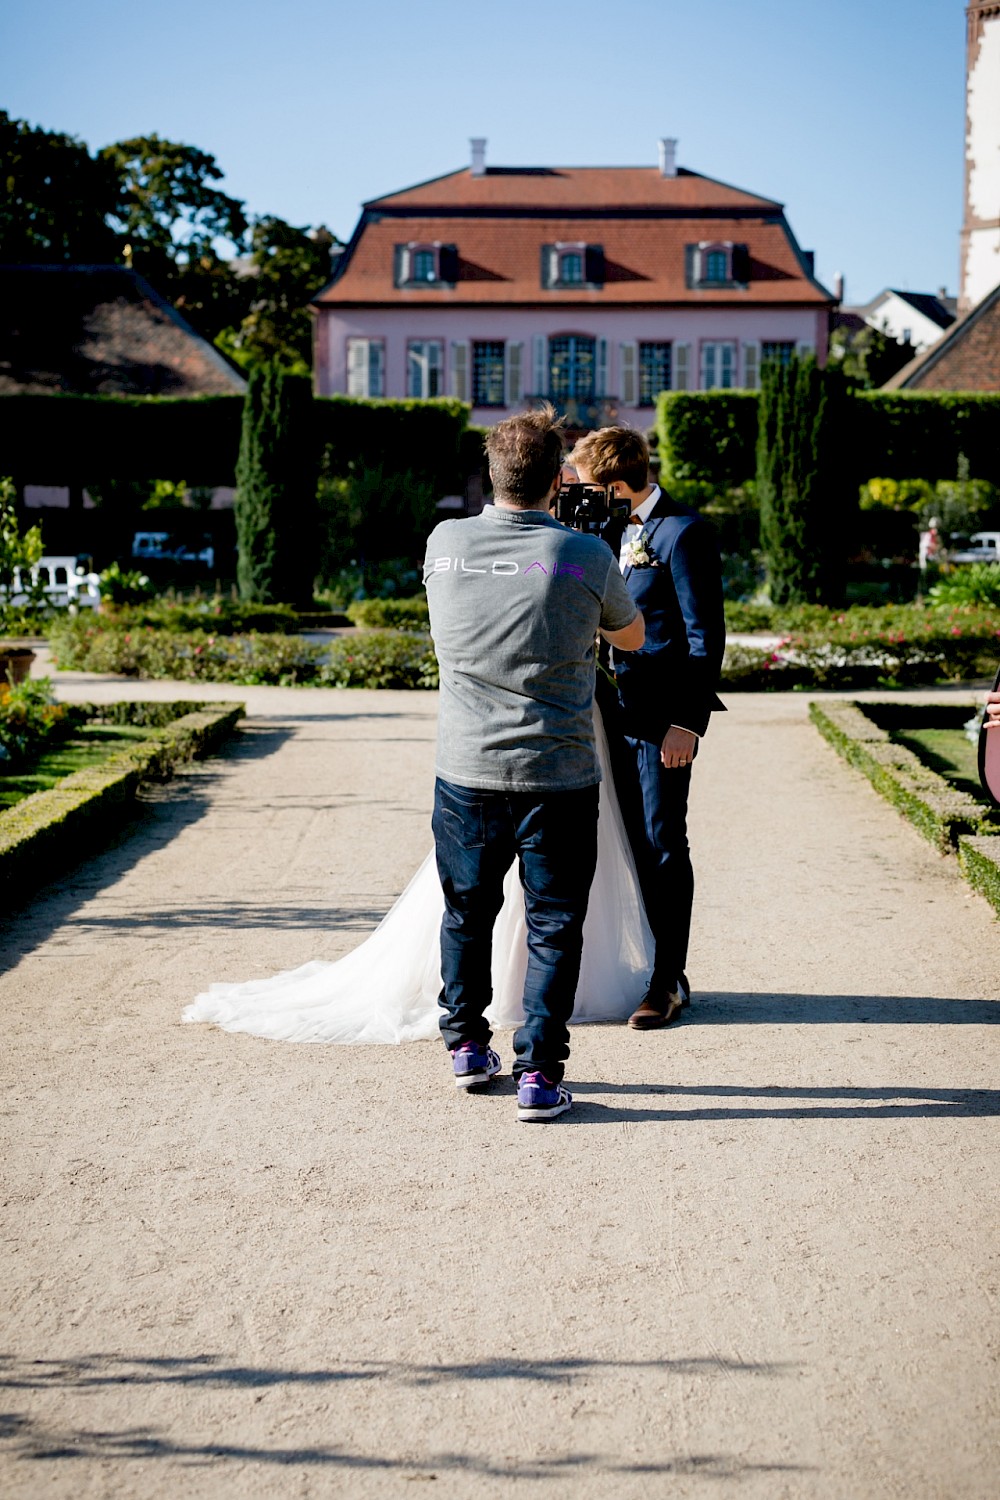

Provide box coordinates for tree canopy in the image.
[0,112,340,370]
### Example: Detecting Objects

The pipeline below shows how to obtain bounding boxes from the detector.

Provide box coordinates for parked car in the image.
[2,555,101,608]
[950,530,1000,565]
[131,531,215,570]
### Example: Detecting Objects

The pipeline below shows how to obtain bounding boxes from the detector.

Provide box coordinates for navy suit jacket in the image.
[601,492,726,742]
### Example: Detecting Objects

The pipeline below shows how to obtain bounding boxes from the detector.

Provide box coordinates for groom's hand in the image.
[661,725,697,770]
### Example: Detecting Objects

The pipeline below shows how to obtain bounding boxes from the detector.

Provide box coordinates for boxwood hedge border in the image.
[0,699,243,893]
[810,698,1000,915]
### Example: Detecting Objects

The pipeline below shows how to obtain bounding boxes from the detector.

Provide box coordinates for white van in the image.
[950,531,1000,565]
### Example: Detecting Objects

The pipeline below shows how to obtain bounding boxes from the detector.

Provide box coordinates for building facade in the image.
[961,1,1000,313]
[312,142,834,428]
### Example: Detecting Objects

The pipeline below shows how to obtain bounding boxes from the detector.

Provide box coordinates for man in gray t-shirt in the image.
[422,408,643,1121]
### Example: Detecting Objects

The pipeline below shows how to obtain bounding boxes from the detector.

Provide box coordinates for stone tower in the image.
[960,1,1000,312]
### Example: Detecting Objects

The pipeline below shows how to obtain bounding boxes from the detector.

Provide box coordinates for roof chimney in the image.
[833,272,844,303]
[658,138,677,177]
[470,138,486,177]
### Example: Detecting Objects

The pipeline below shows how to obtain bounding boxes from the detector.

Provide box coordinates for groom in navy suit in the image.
[569,426,726,1028]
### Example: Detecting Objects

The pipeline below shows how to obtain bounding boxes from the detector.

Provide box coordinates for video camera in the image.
[552,483,629,534]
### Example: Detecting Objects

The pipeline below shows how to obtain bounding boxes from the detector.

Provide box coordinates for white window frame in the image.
[407,339,444,399]
[637,341,673,406]
[347,337,385,398]
[701,340,737,391]
[674,343,692,391]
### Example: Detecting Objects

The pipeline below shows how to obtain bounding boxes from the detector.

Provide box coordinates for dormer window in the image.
[541,243,605,290]
[705,248,729,282]
[393,242,458,287]
[686,241,749,289]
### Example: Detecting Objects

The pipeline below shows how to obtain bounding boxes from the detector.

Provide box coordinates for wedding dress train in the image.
[183,708,654,1043]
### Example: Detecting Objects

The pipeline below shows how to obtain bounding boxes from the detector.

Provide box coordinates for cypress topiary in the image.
[757,354,844,605]
[234,361,317,605]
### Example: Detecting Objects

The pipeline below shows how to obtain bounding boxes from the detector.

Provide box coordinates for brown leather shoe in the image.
[628,991,684,1030]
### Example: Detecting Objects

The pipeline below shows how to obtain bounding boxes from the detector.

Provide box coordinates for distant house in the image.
[0,264,246,398]
[838,287,956,355]
[883,281,1000,391]
[312,140,834,428]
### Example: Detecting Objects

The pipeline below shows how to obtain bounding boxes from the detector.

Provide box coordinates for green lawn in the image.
[892,725,985,804]
[0,724,159,810]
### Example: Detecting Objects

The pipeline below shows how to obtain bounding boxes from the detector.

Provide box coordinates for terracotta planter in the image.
[0,647,36,686]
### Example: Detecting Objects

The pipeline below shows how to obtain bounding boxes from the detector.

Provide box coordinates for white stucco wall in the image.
[964,7,1000,308]
[864,293,949,352]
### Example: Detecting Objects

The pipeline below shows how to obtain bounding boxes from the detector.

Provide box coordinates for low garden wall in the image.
[0,700,243,892]
[810,699,1000,914]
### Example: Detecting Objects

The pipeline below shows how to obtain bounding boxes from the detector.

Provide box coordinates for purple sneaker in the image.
[516,1070,572,1121]
[451,1042,502,1090]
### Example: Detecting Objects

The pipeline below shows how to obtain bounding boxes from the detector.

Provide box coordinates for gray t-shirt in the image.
[423,505,638,792]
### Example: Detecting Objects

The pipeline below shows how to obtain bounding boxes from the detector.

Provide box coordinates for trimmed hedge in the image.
[0,701,243,891]
[0,393,244,486]
[809,700,996,852]
[316,396,469,491]
[0,391,471,493]
[657,390,1000,488]
[958,835,1000,916]
[346,597,430,630]
[657,392,759,485]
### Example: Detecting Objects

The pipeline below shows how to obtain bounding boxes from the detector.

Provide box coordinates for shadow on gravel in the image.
[0,724,291,965]
[692,993,999,1025]
[566,1081,1000,1121]
[0,1354,808,1478]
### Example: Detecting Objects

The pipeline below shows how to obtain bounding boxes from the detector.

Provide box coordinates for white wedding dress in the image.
[183,708,654,1043]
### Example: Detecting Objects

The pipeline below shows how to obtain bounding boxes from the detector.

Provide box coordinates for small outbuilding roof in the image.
[0,264,247,397]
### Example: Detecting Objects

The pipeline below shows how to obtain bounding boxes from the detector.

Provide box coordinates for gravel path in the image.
[1,668,997,1499]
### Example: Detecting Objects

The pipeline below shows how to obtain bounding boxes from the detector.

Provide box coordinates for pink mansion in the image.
[312,140,834,427]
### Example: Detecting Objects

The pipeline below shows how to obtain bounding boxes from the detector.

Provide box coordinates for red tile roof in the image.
[368,166,781,214]
[317,166,830,310]
[883,282,1000,391]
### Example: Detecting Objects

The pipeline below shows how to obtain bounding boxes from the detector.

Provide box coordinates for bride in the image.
[183,704,654,1044]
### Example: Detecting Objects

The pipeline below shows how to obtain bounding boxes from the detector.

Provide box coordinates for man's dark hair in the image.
[485,405,565,507]
[568,426,650,493]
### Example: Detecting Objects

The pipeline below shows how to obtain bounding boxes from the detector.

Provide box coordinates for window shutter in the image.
[742,341,760,391]
[532,335,547,396]
[620,342,638,405]
[732,243,751,285]
[394,246,412,287]
[369,342,385,397]
[540,245,555,289]
[585,244,605,285]
[451,340,470,402]
[506,342,523,406]
[439,244,459,284]
[347,338,369,397]
[684,245,697,289]
[596,338,608,398]
[674,342,691,391]
[796,341,816,362]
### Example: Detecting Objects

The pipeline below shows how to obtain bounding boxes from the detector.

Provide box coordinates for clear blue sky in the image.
[1,0,966,305]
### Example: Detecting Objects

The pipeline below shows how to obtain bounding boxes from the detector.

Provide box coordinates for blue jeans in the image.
[432,777,600,1083]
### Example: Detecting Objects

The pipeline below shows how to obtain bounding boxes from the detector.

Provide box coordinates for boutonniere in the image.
[622,530,659,569]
